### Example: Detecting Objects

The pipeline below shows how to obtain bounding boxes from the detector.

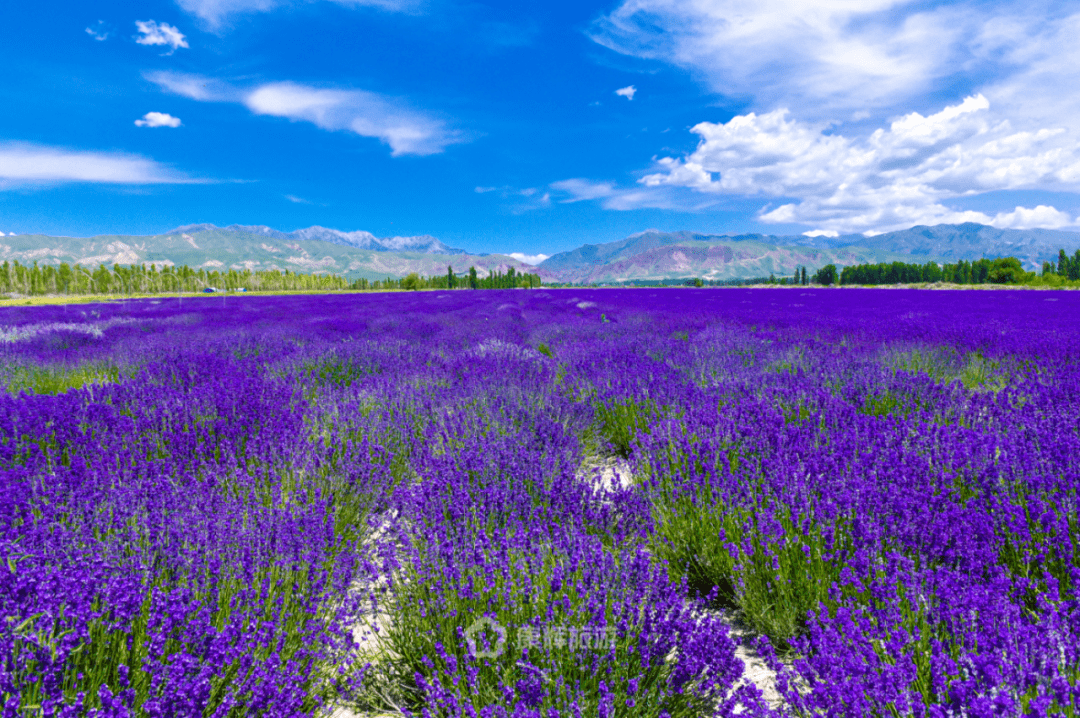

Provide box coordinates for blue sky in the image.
[3,0,1080,259]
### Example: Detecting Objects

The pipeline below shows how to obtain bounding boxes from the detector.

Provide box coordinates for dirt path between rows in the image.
[324,459,783,717]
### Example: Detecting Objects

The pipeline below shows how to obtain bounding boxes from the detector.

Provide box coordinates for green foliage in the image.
[3,363,120,395]
[0,259,542,297]
[0,259,355,296]
[988,257,1026,284]
[813,264,838,286]
[594,399,662,457]
[357,530,717,718]
[648,465,852,651]
[536,343,553,358]
[835,252,1080,287]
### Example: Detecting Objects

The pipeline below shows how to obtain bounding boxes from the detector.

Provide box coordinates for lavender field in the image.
[1,289,1078,718]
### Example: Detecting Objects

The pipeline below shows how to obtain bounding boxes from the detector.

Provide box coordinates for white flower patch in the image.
[0,318,137,343]
[470,338,541,361]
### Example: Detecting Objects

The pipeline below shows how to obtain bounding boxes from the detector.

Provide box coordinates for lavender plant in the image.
[0,288,1077,717]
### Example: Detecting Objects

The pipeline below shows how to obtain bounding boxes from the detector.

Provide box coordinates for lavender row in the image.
[1,288,1077,717]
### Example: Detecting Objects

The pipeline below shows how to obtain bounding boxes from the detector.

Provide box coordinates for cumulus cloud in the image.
[507,252,550,265]
[176,0,420,29]
[85,21,110,41]
[135,20,189,53]
[987,205,1075,230]
[135,112,182,128]
[591,0,1022,120]
[0,142,192,186]
[580,1,1080,232]
[615,85,636,100]
[803,229,839,238]
[637,95,1080,232]
[147,72,460,156]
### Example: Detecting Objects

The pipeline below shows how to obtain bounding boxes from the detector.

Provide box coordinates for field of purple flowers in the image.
[1,289,1077,718]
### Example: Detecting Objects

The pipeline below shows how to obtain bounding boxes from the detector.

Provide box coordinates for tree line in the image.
[619,249,1080,289]
[0,260,352,296]
[798,249,1080,287]
[354,265,542,291]
[0,260,541,297]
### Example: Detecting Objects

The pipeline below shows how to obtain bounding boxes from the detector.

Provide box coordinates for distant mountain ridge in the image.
[538,223,1080,283]
[168,223,470,255]
[3,222,1079,285]
[0,225,546,283]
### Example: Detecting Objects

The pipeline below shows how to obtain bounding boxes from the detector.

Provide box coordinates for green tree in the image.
[813,264,838,286]
[988,257,1025,284]
[468,266,479,289]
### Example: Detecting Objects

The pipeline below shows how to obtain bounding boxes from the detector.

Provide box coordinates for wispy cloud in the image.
[134,112,182,128]
[147,72,462,156]
[245,82,459,156]
[473,185,552,213]
[285,194,312,203]
[637,95,1080,232]
[143,71,236,102]
[175,0,421,29]
[135,20,189,53]
[548,178,721,212]
[590,0,988,120]
[550,178,617,203]
[85,20,110,41]
[615,85,636,100]
[0,142,194,187]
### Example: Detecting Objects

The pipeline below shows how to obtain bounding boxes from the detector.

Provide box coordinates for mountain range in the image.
[170,224,469,255]
[538,224,1080,283]
[0,225,547,282]
[2,222,1079,285]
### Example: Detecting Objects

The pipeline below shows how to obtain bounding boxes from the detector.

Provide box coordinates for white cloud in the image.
[803,229,838,237]
[148,72,460,156]
[475,186,497,193]
[85,21,110,41]
[637,95,1080,232]
[550,177,724,212]
[244,82,459,156]
[176,0,420,29]
[550,178,617,202]
[143,71,237,102]
[591,0,999,120]
[135,20,189,53]
[988,205,1074,230]
[615,85,637,100]
[135,112,182,128]
[507,252,550,265]
[0,142,192,186]
[285,194,312,203]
